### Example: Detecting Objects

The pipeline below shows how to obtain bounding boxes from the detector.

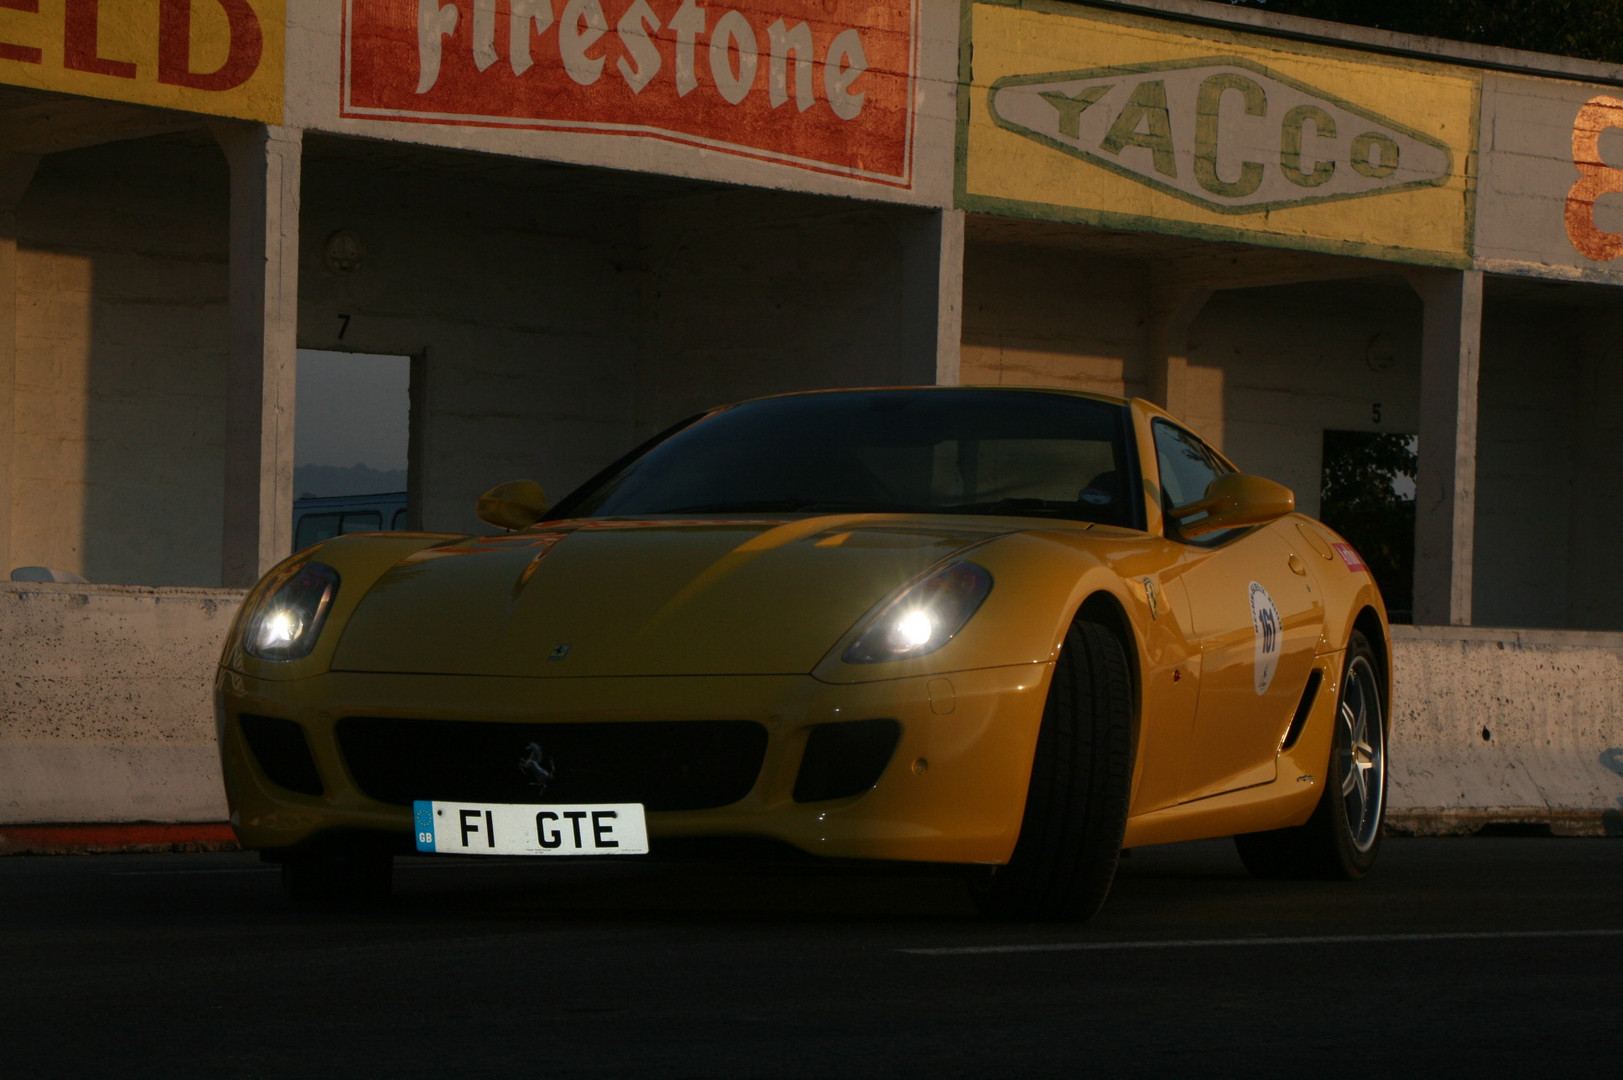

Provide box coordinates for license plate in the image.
[413,800,649,856]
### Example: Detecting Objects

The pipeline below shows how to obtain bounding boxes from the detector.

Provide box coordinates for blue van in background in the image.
[292,492,408,552]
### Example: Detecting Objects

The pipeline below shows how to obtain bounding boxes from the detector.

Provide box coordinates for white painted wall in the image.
[633,190,950,436]
[297,142,647,537]
[1184,279,1423,518]
[958,243,1150,399]
[12,134,231,587]
[1472,296,1580,629]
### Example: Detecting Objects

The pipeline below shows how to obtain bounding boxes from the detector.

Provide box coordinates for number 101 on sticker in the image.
[413,800,649,856]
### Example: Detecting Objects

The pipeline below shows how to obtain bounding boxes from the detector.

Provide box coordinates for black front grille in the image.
[239,714,324,796]
[334,717,769,812]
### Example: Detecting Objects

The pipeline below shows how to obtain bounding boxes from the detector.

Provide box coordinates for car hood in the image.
[330,515,1025,677]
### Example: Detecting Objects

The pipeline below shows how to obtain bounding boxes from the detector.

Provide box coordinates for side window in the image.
[1153,420,1237,544]
[1153,421,1223,511]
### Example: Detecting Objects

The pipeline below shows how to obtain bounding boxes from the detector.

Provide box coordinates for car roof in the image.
[722,384,1143,411]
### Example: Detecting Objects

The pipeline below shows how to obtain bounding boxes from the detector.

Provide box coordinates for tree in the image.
[1319,431,1417,623]
[1225,0,1623,65]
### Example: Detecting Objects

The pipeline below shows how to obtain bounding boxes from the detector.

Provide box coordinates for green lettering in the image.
[1280,104,1336,188]
[1351,131,1400,178]
[1040,84,1112,140]
[1195,73,1266,199]
[1101,80,1177,178]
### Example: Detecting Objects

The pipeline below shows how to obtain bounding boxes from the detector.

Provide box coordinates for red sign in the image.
[341,0,917,186]
[1331,542,1369,574]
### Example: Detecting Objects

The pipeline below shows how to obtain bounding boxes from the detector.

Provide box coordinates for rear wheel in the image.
[972,620,1135,921]
[1235,630,1386,880]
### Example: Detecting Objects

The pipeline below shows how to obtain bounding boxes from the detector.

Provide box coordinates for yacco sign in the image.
[0,0,283,124]
[988,57,1452,215]
[961,1,1475,264]
[341,0,919,187]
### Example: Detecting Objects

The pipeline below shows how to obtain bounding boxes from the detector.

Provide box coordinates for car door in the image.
[1152,420,1324,802]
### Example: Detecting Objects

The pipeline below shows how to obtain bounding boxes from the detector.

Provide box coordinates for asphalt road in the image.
[3,836,1619,1079]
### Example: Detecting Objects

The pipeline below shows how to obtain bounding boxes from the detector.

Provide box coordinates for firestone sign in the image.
[988,57,1453,215]
[341,0,918,186]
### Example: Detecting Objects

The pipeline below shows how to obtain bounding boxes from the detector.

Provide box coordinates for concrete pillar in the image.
[210,124,301,588]
[0,154,40,581]
[1145,285,1212,421]
[902,208,965,385]
[1406,268,1483,626]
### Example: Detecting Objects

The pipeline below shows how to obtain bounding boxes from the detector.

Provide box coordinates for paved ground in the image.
[3,836,1619,1078]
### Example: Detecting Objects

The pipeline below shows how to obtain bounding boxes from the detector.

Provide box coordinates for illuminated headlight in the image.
[243,562,340,661]
[842,561,993,664]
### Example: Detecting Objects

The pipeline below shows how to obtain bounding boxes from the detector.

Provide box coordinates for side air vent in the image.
[1281,670,1324,752]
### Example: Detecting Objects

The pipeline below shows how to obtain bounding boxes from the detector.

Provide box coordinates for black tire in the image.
[1235,630,1387,880]
[972,620,1135,921]
[280,848,394,907]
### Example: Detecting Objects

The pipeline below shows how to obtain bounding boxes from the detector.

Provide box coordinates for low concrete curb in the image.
[0,823,239,855]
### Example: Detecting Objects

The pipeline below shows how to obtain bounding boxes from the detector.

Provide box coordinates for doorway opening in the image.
[1320,430,1417,624]
[293,349,411,551]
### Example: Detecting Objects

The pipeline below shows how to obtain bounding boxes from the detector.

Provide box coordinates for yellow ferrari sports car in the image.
[217,386,1389,919]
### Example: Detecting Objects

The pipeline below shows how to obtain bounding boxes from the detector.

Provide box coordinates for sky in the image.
[294,350,409,471]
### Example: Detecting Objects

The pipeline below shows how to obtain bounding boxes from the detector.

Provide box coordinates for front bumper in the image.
[216,663,1051,865]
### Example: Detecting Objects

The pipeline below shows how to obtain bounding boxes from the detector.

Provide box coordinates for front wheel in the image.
[1235,630,1387,880]
[972,620,1135,921]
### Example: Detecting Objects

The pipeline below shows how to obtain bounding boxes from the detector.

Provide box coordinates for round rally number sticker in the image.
[1249,582,1282,696]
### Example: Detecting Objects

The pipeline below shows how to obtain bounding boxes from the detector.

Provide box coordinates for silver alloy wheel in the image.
[1337,654,1385,853]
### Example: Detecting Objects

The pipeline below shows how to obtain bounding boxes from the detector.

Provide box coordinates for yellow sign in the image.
[961,0,1478,264]
[0,0,283,124]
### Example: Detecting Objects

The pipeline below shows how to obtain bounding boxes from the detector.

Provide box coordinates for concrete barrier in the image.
[0,584,241,841]
[3,587,1620,850]
[1387,626,1623,836]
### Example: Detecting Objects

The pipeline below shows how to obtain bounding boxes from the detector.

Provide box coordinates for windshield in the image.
[550,389,1141,528]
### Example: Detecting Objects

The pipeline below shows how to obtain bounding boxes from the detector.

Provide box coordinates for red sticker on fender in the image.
[1332,542,1368,573]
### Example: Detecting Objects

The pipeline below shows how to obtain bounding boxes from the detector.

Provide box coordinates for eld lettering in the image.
[591,810,620,848]
[0,0,264,91]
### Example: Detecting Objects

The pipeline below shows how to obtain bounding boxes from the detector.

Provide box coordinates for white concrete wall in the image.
[297,142,646,537]
[12,134,231,587]
[1471,297,1580,629]
[1476,72,1623,285]
[958,243,1150,400]
[633,190,952,436]
[1184,279,1423,517]
[1569,308,1623,632]
[0,584,239,823]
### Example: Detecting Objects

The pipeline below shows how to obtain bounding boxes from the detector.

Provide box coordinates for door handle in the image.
[1288,553,1307,576]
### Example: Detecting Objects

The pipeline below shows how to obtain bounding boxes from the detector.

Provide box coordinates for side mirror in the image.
[476,480,549,530]
[1169,473,1294,538]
